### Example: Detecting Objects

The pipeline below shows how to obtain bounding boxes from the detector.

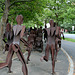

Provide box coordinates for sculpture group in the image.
[0,15,64,75]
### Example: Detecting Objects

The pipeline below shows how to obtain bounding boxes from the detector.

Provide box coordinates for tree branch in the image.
[9,0,33,8]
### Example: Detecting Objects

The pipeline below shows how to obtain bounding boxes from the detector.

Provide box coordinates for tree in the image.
[0,0,49,50]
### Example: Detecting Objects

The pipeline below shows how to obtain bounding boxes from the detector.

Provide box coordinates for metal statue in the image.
[20,38,32,64]
[29,29,36,46]
[54,23,61,61]
[40,20,57,74]
[55,23,64,60]
[0,15,28,75]
[2,23,14,53]
[34,26,43,52]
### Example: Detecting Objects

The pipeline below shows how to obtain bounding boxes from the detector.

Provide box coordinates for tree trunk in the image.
[0,0,10,50]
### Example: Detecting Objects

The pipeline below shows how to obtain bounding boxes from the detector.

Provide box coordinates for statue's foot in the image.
[51,72,56,75]
[8,70,13,73]
[52,72,56,75]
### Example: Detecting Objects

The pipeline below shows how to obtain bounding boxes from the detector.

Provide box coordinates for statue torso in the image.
[13,25,23,45]
[46,27,56,45]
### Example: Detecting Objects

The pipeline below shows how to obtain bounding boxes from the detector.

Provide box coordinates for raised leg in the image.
[43,44,50,61]
[0,44,13,72]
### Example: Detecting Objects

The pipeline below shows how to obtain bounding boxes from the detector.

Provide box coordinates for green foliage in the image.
[8,0,49,27]
[0,0,75,29]
[43,0,75,30]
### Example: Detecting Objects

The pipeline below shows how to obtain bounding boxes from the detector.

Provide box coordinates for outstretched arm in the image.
[20,26,32,48]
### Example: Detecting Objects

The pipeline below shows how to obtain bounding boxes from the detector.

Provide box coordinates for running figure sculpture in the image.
[40,19,56,75]
[0,15,28,75]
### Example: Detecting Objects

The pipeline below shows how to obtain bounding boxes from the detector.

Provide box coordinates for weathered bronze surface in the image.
[41,20,61,74]
[0,15,28,75]
[20,38,32,64]
[0,15,63,75]
[2,23,14,53]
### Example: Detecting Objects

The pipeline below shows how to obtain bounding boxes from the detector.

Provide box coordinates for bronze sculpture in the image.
[55,23,64,60]
[34,26,43,52]
[2,23,14,53]
[0,15,28,75]
[54,23,61,61]
[40,20,57,74]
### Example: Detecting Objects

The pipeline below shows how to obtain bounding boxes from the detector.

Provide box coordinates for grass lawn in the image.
[62,37,75,42]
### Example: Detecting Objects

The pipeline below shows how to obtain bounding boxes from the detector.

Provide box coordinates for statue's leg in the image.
[0,44,13,71]
[58,40,61,48]
[43,44,49,61]
[12,44,28,75]
[41,40,43,52]
[55,40,59,61]
[51,45,55,74]
[27,49,31,64]
[17,50,28,75]
[6,44,14,73]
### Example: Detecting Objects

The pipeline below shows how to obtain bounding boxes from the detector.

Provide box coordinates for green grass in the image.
[62,37,75,42]
[0,61,4,63]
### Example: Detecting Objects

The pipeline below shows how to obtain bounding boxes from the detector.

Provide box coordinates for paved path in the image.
[64,34,75,39]
[61,40,75,75]
[0,43,69,75]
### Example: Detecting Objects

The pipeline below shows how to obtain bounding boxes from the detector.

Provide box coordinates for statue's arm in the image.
[20,26,25,38]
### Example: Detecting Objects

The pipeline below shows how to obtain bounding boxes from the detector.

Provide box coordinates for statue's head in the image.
[16,15,23,25]
[6,23,11,32]
[49,19,54,27]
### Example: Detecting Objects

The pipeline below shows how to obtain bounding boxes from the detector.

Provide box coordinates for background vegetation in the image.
[0,0,75,50]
